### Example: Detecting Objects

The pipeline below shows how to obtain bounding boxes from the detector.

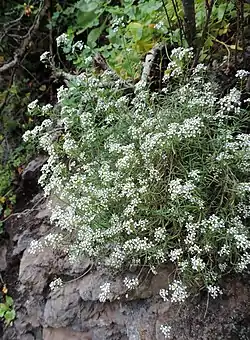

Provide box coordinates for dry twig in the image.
[0,1,49,74]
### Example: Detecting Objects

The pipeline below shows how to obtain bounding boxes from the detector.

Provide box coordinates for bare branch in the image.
[141,44,165,84]
[0,2,49,74]
[192,0,215,67]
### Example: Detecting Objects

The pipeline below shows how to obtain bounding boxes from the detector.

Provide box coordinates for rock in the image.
[4,187,250,340]
[20,156,47,199]
[24,295,44,328]
[13,223,51,256]
[44,282,81,328]
[13,230,34,256]
[21,156,47,182]
[19,245,55,294]
[20,333,35,340]
[0,244,7,270]
[43,327,92,340]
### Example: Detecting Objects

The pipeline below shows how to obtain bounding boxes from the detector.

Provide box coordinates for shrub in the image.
[24,48,250,301]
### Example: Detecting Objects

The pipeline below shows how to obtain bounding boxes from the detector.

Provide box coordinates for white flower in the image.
[154,227,166,242]
[40,51,50,63]
[160,324,172,338]
[28,239,43,254]
[72,41,84,53]
[23,130,33,142]
[192,63,207,75]
[171,47,194,60]
[169,280,188,303]
[191,256,206,271]
[219,87,241,114]
[56,33,70,47]
[188,170,201,182]
[41,104,53,114]
[218,263,227,272]
[99,282,111,302]
[111,16,125,32]
[207,285,223,299]
[57,85,67,102]
[159,288,169,302]
[218,245,230,257]
[49,277,63,291]
[123,277,139,290]
[154,21,164,30]
[235,69,250,79]
[169,248,183,262]
[28,99,39,112]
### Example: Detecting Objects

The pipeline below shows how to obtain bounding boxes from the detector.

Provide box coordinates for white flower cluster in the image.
[160,324,172,339]
[171,47,194,60]
[237,253,250,272]
[160,280,188,303]
[169,248,183,262]
[28,239,43,255]
[235,69,250,79]
[42,103,53,114]
[169,280,189,302]
[99,282,111,302]
[111,16,125,32]
[176,81,217,109]
[168,177,203,208]
[40,51,50,64]
[207,285,223,299]
[56,33,70,47]
[167,117,204,140]
[219,87,241,115]
[49,277,63,291]
[23,119,53,142]
[191,256,205,271]
[192,63,207,75]
[216,132,250,169]
[28,99,39,112]
[123,277,139,290]
[57,85,68,102]
[154,21,164,30]
[72,41,84,53]
[44,233,63,248]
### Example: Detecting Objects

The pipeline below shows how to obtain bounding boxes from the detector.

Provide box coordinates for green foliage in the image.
[0,1,52,232]
[52,0,250,78]
[0,294,15,326]
[0,140,35,232]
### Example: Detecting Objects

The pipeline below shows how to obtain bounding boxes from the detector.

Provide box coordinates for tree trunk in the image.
[181,0,196,47]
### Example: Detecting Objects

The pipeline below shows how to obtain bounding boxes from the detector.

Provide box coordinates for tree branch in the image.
[0,2,49,74]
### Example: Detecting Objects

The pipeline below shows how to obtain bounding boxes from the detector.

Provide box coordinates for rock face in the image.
[2,189,250,339]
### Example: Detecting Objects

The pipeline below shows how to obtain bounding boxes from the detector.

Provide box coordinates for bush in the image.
[24,48,250,302]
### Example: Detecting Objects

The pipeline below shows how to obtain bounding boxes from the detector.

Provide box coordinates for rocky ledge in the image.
[1,159,250,340]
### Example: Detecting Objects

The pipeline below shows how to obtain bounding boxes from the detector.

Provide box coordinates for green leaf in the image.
[4,207,11,218]
[0,303,8,314]
[217,4,226,21]
[127,22,143,41]
[87,18,107,48]
[76,0,98,12]
[5,295,13,307]
[76,11,100,34]
[4,309,15,325]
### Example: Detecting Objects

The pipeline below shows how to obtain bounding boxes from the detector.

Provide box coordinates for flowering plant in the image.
[25,49,250,307]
